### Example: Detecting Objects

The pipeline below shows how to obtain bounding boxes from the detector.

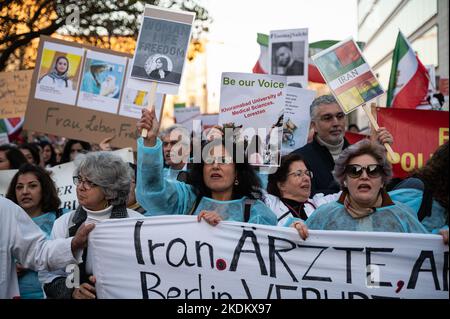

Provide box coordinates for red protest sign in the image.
[377,107,449,178]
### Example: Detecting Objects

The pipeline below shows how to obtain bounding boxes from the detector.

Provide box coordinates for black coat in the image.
[292,136,350,196]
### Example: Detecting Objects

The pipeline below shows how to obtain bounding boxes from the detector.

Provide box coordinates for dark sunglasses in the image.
[344,164,383,178]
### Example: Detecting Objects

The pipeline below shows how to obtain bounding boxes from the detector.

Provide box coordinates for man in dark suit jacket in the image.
[292,95,394,196]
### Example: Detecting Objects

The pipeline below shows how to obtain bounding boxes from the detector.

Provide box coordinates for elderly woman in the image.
[40,152,142,299]
[265,153,340,226]
[293,140,428,239]
[6,164,64,298]
[137,108,277,226]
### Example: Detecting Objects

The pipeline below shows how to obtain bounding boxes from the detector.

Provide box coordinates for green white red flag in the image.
[387,31,430,108]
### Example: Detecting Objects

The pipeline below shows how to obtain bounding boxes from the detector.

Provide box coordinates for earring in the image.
[234,179,239,186]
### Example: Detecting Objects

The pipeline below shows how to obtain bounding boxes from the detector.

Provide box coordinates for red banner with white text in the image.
[377,108,449,178]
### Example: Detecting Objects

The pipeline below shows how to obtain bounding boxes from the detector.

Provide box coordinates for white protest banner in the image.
[0,148,134,209]
[219,72,286,167]
[128,5,195,95]
[312,38,384,114]
[282,87,315,155]
[89,215,448,299]
[174,106,201,133]
[269,28,308,88]
[0,70,33,119]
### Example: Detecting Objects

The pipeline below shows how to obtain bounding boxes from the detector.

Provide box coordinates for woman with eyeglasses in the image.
[39,152,142,299]
[136,108,277,226]
[265,153,340,226]
[292,140,428,240]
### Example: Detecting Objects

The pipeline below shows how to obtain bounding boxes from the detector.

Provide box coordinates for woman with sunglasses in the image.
[39,152,142,299]
[265,153,340,226]
[292,140,427,240]
[136,108,277,226]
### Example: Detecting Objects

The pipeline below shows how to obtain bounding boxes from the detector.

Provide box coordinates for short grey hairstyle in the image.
[310,94,338,119]
[74,152,132,206]
[334,139,392,189]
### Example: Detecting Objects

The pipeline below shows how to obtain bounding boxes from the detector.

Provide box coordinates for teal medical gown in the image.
[137,138,277,225]
[389,188,448,234]
[304,201,429,233]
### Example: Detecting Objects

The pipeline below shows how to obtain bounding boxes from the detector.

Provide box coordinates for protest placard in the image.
[25,36,143,150]
[174,106,201,133]
[377,107,449,178]
[282,87,315,154]
[312,38,384,114]
[269,28,308,88]
[0,70,33,119]
[89,216,448,299]
[128,5,195,95]
[201,113,219,130]
[0,148,134,209]
[219,72,286,167]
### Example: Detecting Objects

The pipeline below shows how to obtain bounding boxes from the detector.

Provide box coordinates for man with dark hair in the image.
[292,94,393,195]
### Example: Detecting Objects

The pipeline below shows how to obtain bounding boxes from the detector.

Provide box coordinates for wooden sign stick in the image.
[141,81,158,138]
[362,103,400,163]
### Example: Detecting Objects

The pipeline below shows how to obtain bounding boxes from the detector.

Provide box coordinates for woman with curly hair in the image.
[390,142,448,241]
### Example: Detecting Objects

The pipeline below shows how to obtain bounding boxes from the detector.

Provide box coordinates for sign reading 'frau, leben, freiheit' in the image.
[88,216,448,299]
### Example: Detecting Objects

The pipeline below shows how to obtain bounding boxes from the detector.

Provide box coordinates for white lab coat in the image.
[0,197,80,299]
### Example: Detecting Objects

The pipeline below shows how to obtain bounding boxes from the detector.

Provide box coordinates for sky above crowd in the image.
[201,0,358,108]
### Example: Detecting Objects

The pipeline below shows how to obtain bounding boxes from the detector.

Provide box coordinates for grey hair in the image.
[159,124,186,139]
[333,139,392,189]
[74,152,133,206]
[310,94,338,119]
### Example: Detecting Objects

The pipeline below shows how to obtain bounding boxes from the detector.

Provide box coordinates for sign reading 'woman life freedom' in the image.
[128,5,195,95]
[88,216,448,299]
[312,38,384,114]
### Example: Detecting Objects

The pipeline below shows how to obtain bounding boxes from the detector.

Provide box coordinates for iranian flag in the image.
[252,35,365,84]
[1,117,24,143]
[387,31,429,108]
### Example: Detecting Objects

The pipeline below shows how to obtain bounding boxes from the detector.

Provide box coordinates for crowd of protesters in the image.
[0,94,448,299]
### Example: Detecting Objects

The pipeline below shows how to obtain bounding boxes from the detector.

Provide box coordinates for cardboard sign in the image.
[89,216,448,299]
[282,86,315,154]
[128,5,195,95]
[312,38,384,114]
[0,70,33,119]
[25,36,147,150]
[218,72,286,167]
[269,28,308,88]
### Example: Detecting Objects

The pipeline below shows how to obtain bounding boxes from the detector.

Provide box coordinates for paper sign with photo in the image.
[35,41,84,105]
[219,72,286,167]
[282,86,315,155]
[77,50,127,114]
[312,38,384,113]
[269,28,308,88]
[128,5,195,95]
